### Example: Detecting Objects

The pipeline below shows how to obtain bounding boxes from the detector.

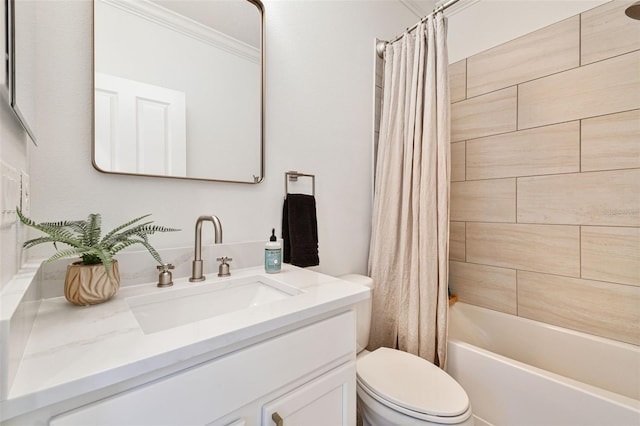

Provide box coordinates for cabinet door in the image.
[262,363,356,426]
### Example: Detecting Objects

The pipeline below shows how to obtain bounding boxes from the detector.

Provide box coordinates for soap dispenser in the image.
[265,228,282,273]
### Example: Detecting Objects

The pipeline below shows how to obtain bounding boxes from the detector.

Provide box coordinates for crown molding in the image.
[399,0,434,18]
[99,0,260,64]
[401,0,480,19]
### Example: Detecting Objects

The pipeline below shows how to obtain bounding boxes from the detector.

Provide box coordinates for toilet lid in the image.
[356,347,469,417]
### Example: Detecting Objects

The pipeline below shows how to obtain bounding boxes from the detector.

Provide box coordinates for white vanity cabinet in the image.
[47,311,356,426]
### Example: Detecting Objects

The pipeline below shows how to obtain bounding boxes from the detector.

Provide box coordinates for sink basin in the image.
[126,275,302,334]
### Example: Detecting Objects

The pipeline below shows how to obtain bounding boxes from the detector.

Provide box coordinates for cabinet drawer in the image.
[262,362,356,426]
[50,311,355,426]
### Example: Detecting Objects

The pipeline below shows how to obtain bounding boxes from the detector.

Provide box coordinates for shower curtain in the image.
[367,13,450,367]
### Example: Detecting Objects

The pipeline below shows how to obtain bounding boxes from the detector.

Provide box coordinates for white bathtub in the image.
[446,302,640,426]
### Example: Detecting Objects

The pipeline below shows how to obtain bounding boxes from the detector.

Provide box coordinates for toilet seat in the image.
[357,348,471,423]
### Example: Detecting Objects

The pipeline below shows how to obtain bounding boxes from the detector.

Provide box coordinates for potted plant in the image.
[17,210,179,306]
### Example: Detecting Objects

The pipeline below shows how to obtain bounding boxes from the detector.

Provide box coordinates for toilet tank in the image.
[339,274,373,353]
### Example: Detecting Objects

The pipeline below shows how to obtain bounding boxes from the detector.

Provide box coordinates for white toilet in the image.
[340,274,474,426]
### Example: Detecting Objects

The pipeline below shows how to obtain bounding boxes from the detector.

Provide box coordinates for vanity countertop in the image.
[0,265,369,420]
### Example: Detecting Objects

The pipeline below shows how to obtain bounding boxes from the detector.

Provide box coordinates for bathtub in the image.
[446,302,640,426]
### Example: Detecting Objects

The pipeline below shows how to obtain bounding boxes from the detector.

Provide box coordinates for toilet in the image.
[340,274,473,426]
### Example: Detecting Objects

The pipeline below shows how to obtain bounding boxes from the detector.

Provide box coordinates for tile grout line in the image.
[579,118,583,173]
[579,225,582,279]
[515,176,518,225]
[458,220,637,230]
[465,58,468,101]
[451,166,639,184]
[463,140,466,182]
[515,84,519,131]
[578,11,582,67]
[450,108,640,144]
[578,111,582,288]
[455,259,583,282]
[515,268,519,317]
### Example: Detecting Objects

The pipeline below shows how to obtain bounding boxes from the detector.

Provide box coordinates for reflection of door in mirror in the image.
[93,0,263,183]
[94,73,187,176]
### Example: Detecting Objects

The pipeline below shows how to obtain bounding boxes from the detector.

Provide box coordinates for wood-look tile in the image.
[449,59,466,103]
[517,271,640,345]
[581,109,640,172]
[466,122,579,180]
[451,179,515,223]
[518,51,640,130]
[466,223,580,277]
[517,169,640,226]
[449,261,517,314]
[467,17,579,98]
[451,142,465,182]
[581,1,640,65]
[582,226,640,287]
[451,87,517,142]
[450,221,465,261]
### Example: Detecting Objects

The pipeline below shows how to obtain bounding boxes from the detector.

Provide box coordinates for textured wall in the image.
[448,1,640,345]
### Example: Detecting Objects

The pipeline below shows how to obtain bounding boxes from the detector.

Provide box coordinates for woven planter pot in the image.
[64,260,120,306]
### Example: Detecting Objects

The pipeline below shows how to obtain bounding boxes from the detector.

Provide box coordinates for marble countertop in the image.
[1,264,369,420]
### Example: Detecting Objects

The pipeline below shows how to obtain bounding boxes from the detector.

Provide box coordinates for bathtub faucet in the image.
[189,215,223,282]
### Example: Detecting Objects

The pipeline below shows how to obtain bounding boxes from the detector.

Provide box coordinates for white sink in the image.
[126,275,302,334]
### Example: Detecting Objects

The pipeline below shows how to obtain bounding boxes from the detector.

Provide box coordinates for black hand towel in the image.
[282,194,319,267]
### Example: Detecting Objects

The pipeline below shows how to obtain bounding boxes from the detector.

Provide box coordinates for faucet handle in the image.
[157,264,175,287]
[217,257,232,277]
[157,263,175,271]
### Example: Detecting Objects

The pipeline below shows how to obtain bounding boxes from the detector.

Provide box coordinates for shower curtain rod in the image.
[377,0,461,57]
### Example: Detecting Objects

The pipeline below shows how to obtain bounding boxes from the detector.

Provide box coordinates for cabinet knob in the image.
[272,412,284,426]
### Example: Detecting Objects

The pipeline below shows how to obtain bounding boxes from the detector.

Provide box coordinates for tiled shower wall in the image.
[448,1,640,345]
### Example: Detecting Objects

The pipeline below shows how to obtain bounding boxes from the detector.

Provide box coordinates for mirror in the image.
[5,0,39,145]
[93,0,264,183]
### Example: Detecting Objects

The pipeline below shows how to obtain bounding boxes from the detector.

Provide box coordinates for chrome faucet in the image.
[189,215,223,282]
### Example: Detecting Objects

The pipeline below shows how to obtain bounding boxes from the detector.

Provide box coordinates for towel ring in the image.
[285,171,315,196]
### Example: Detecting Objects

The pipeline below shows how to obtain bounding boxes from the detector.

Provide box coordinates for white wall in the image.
[24,0,417,278]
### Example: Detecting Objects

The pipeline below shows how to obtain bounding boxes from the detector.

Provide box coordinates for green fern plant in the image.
[17,209,179,274]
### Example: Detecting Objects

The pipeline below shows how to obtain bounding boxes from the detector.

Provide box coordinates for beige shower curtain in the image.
[368,13,450,367]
